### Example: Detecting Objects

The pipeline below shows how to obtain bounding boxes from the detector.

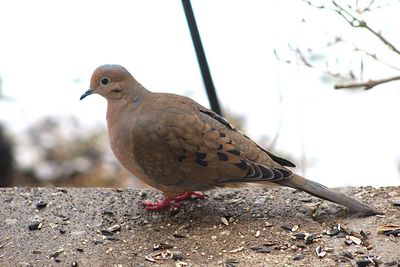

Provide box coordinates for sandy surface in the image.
[0,186,399,266]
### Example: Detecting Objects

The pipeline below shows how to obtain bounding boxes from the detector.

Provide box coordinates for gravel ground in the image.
[0,186,399,266]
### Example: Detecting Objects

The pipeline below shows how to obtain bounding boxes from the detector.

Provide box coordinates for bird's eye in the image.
[101,77,109,85]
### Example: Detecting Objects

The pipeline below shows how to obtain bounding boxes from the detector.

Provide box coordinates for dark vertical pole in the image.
[181,0,223,116]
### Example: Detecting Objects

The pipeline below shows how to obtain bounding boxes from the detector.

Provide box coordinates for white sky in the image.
[0,0,399,187]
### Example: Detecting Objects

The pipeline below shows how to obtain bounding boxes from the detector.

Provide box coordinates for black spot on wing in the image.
[195,152,208,167]
[217,144,223,150]
[227,149,240,156]
[195,152,206,160]
[195,158,208,167]
[217,152,229,161]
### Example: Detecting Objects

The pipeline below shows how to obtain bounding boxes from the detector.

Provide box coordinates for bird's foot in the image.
[143,191,208,211]
[143,197,178,210]
[173,191,208,201]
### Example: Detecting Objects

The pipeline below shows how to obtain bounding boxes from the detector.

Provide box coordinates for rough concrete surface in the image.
[0,186,399,267]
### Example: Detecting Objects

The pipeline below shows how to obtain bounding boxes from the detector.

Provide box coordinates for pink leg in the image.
[143,197,176,211]
[142,191,208,211]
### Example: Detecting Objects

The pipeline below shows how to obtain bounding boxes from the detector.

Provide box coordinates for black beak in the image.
[80,89,94,100]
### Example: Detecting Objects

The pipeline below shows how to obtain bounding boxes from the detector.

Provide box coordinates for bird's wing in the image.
[147,101,294,188]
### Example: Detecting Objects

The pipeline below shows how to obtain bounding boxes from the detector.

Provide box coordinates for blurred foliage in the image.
[0,125,13,186]
[11,116,137,188]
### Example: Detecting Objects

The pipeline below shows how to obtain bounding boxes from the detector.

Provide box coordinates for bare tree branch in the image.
[353,45,400,71]
[331,1,400,56]
[335,75,400,90]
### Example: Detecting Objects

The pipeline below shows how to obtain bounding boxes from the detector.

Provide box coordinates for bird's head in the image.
[80,64,139,101]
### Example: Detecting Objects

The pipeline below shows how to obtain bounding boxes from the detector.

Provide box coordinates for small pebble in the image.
[35,200,47,210]
[28,221,41,231]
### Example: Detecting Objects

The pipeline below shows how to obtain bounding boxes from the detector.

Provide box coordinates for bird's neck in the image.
[106,87,148,129]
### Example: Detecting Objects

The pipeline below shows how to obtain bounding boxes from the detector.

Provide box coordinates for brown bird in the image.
[80,64,381,215]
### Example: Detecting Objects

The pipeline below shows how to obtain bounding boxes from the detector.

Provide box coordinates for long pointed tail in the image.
[278,174,383,216]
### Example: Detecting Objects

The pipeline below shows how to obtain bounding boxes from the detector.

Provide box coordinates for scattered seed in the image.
[106,236,120,241]
[153,242,173,250]
[342,251,354,259]
[344,239,353,246]
[229,247,244,253]
[92,240,103,245]
[255,230,261,238]
[390,197,400,206]
[281,225,292,231]
[324,247,334,252]
[315,246,326,258]
[71,261,78,267]
[371,256,383,265]
[293,233,306,240]
[100,229,114,236]
[305,233,319,243]
[173,233,186,238]
[264,221,273,227]
[327,227,340,236]
[296,243,306,249]
[348,235,362,245]
[384,260,399,266]
[49,248,64,259]
[389,234,397,243]
[263,241,275,246]
[225,259,239,264]
[28,221,41,231]
[107,224,121,233]
[172,252,184,261]
[356,259,372,267]
[360,230,368,239]
[292,225,299,232]
[221,217,229,226]
[249,245,271,253]
[102,209,114,215]
[145,255,156,263]
[225,259,238,267]
[36,200,47,210]
[377,224,400,235]
[292,254,304,261]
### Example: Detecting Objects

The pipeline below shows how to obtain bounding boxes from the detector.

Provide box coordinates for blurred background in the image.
[0,0,399,188]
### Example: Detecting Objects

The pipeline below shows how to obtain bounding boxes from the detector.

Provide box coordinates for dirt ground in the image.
[0,186,399,266]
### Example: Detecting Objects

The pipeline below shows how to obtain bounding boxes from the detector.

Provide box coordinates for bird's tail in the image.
[278,174,383,216]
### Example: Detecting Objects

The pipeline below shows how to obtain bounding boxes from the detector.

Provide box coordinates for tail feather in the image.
[278,174,383,216]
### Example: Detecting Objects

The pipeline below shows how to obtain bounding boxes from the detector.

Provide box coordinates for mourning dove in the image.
[80,64,382,215]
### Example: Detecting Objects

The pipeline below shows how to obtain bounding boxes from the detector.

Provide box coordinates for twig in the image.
[331,0,400,56]
[334,75,400,90]
[353,45,400,71]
